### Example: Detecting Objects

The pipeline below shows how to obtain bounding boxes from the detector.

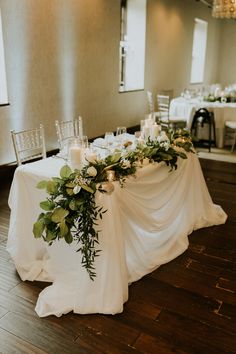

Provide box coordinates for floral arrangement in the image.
[33,129,195,280]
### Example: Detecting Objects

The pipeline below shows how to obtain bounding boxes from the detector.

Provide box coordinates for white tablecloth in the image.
[170,97,236,147]
[7,155,227,317]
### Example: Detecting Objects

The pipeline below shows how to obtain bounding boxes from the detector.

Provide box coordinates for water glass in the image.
[104,132,114,149]
[140,119,145,131]
[134,131,141,139]
[79,135,89,148]
[116,126,127,136]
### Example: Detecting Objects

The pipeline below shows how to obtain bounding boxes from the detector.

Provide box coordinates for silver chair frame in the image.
[11,124,46,166]
[55,118,80,149]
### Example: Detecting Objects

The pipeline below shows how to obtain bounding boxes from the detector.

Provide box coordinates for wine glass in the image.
[116,126,127,136]
[116,127,127,145]
[104,132,114,150]
[79,135,89,148]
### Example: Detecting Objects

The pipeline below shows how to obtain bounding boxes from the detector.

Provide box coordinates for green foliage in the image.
[33,128,195,280]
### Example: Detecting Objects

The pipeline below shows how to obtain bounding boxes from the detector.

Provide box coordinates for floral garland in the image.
[33,129,195,280]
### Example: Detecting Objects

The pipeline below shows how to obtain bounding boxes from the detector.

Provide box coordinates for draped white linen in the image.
[7,155,227,317]
[170,97,236,147]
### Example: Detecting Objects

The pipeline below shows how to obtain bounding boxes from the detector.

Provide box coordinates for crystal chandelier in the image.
[212,0,236,18]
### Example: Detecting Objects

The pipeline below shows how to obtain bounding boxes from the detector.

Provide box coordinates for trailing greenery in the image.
[33,129,195,280]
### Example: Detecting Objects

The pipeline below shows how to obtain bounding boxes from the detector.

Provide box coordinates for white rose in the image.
[73,185,81,194]
[86,153,97,164]
[157,131,169,143]
[87,166,97,177]
[160,141,170,151]
[122,159,131,169]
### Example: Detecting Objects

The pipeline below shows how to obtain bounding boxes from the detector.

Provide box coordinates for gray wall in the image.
[0,0,227,165]
[218,20,236,86]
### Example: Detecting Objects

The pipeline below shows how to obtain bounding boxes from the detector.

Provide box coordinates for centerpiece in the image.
[33,129,195,280]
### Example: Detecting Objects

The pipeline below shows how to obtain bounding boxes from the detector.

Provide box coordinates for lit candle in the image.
[151,124,161,139]
[69,146,84,169]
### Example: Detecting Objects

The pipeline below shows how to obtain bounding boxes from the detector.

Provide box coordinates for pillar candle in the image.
[69,146,84,169]
[151,124,161,139]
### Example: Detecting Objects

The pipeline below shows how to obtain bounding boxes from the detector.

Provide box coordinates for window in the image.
[119,0,147,92]
[190,18,208,84]
[0,8,8,105]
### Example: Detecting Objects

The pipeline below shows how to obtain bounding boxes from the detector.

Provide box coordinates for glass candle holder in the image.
[67,137,85,170]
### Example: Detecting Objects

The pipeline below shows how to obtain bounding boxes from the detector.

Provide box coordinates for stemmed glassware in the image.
[116,126,127,136]
[104,132,115,150]
[116,126,127,146]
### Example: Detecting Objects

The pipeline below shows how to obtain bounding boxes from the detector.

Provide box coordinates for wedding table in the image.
[7,153,227,317]
[170,97,236,148]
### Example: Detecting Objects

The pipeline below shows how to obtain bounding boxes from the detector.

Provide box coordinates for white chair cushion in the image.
[225,121,236,130]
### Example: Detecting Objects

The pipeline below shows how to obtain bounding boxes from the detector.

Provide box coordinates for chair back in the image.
[55,118,80,148]
[157,94,170,120]
[11,124,46,166]
[224,121,236,152]
[191,108,216,152]
[157,89,174,100]
[192,108,213,127]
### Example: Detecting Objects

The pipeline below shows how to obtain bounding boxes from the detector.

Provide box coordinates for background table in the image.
[7,155,227,317]
[170,97,236,147]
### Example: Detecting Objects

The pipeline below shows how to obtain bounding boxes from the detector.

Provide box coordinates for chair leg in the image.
[209,123,212,152]
[231,132,236,153]
[212,119,216,147]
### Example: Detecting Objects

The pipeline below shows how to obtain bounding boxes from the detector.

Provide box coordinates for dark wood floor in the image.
[0,158,235,354]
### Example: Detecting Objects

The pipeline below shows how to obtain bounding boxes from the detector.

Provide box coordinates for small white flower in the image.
[160,141,170,151]
[73,185,81,194]
[122,159,131,169]
[157,131,169,143]
[87,166,97,177]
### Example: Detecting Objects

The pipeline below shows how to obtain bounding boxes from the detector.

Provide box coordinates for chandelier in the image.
[212,0,236,18]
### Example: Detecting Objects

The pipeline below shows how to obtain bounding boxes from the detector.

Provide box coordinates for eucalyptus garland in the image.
[33,129,195,280]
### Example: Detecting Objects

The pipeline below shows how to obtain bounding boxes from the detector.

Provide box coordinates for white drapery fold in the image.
[7,155,227,317]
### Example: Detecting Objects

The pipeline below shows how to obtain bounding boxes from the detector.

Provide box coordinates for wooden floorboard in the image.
[0,158,235,354]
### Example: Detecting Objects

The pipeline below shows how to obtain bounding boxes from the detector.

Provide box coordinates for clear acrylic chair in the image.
[224,121,236,152]
[55,118,80,150]
[146,91,160,119]
[156,94,186,130]
[11,124,46,166]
